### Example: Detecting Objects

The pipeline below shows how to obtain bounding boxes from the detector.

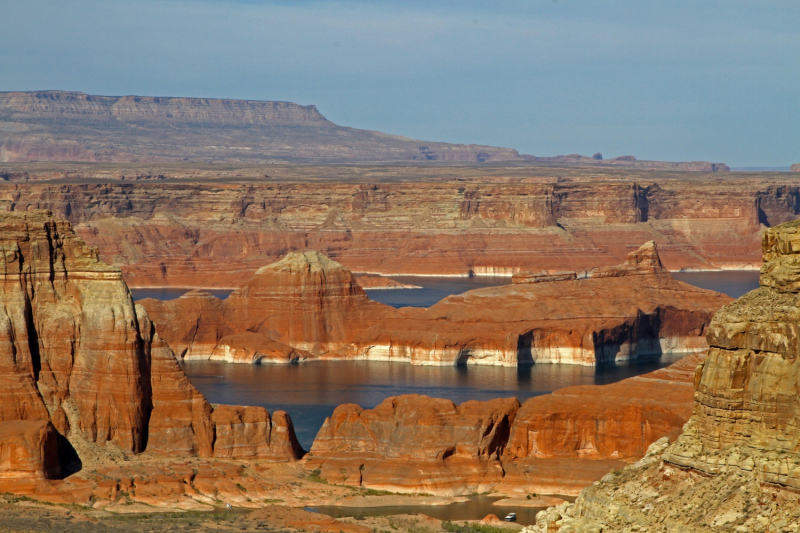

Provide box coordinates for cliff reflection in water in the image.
[182,356,683,450]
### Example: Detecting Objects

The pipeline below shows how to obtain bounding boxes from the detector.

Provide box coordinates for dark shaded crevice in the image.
[56,433,82,478]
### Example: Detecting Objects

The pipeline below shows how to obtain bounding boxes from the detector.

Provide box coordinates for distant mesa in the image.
[792,163,800,172]
[0,90,728,169]
[521,152,728,171]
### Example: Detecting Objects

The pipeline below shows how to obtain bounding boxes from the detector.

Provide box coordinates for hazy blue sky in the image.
[1,0,797,166]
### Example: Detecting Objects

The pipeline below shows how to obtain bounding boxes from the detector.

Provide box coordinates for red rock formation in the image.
[0,210,303,472]
[143,252,389,358]
[0,420,61,493]
[589,240,666,277]
[791,163,799,172]
[355,275,421,290]
[305,395,520,495]
[525,219,800,532]
[212,407,303,460]
[304,354,703,496]
[143,244,730,367]
[511,271,577,284]
[0,175,786,286]
[498,353,701,495]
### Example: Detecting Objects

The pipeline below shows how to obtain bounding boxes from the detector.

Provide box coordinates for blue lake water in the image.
[672,270,759,299]
[131,270,760,305]
[183,355,685,451]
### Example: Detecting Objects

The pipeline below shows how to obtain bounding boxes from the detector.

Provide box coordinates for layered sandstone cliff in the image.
[0,211,302,493]
[498,353,701,496]
[523,219,800,532]
[142,244,731,367]
[0,174,791,287]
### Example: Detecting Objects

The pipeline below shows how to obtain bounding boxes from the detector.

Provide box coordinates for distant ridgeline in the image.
[0,90,728,168]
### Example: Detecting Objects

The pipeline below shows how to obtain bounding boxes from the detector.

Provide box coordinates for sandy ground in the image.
[0,495,526,533]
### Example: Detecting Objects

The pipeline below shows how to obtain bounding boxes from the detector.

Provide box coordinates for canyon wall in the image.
[0,210,302,493]
[524,219,800,533]
[142,245,730,367]
[0,176,795,286]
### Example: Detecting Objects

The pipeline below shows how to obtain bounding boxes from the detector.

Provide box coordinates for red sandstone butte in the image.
[143,243,731,367]
[305,395,520,496]
[0,210,302,482]
[497,352,703,496]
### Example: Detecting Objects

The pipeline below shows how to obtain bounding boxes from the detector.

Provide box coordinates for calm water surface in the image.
[131,276,510,307]
[183,356,684,451]
[131,270,760,305]
[672,270,759,298]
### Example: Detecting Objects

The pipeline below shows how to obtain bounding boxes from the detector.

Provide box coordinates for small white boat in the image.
[504,513,517,522]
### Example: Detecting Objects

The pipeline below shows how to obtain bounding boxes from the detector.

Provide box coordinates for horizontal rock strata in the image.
[499,353,701,496]
[0,91,520,164]
[523,219,800,532]
[306,395,520,496]
[142,244,730,367]
[0,210,302,492]
[0,175,794,286]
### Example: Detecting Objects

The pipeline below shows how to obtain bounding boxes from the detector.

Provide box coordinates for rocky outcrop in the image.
[0,210,302,479]
[498,353,700,496]
[791,163,799,172]
[355,275,421,290]
[305,395,520,495]
[142,245,731,367]
[142,251,389,358]
[511,271,577,284]
[305,354,703,497]
[589,240,667,278]
[0,175,792,285]
[0,91,520,164]
[0,420,61,493]
[212,407,303,460]
[523,219,800,532]
[665,220,800,489]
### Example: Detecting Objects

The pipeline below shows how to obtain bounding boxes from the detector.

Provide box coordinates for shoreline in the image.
[126,267,761,291]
